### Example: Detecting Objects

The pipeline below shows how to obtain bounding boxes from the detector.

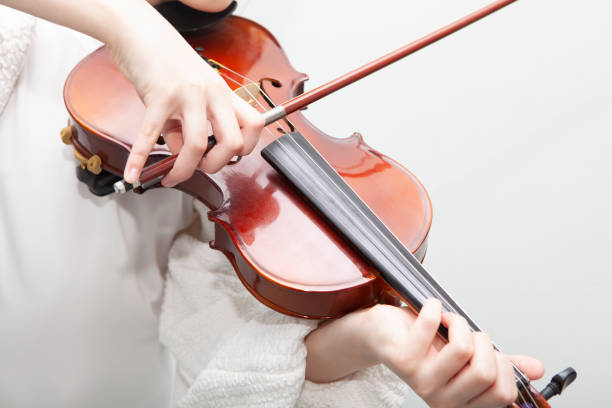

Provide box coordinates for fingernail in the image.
[161,177,176,188]
[125,167,138,183]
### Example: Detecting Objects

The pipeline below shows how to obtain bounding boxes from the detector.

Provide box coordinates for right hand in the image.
[109,1,263,186]
[0,0,262,185]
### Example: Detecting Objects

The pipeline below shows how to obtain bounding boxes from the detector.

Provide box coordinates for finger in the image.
[125,102,170,183]
[162,118,182,135]
[199,99,243,174]
[162,102,208,187]
[232,93,264,155]
[467,353,518,408]
[407,299,443,360]
[162,127,183,156]
[445,332,498,403]
[161,119,184,155]
[420,313,474,389]
[510,355,545,380]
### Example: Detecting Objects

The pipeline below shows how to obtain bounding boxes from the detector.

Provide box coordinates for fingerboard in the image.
[263,132,473,320]
[261,131,532,389]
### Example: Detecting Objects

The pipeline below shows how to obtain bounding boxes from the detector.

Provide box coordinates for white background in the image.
[239,1,611,407]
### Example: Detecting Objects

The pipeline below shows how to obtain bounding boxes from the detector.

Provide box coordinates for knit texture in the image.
[160,203,410,407]
[0,6,34,115]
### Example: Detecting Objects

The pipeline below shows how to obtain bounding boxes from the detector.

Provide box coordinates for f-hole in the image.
[260,78,295,133]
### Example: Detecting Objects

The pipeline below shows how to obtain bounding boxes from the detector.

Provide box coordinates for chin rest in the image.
[76,166,122,197]
[155,1,237,36]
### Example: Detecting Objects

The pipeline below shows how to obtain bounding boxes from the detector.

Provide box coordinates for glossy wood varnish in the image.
[64,16,432,319]
[63,14,562,407]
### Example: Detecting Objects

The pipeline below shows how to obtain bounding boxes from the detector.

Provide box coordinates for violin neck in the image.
[263,131,479,323]
[261,131,548,406]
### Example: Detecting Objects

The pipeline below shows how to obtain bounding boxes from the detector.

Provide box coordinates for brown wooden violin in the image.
[60,0,575,406]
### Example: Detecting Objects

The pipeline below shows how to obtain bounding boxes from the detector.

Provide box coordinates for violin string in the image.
[514,374,530,407]
[216,69,291,138]
[218,63,468,323]
[518,371,536,408]
[515,356,534,407]
[213,59,536,408]
[215,63,298,131]
[277,132,534,408]
[396,267,533,403]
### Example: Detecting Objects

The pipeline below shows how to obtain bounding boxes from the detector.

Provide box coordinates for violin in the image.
[60,1,575,406]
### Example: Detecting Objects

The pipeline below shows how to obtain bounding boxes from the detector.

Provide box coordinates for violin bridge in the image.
[233,82,261,108]
[198,53,260,107]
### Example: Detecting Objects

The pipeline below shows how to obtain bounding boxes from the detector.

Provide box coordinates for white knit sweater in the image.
[0,6,34,115]
[0,7,411,406]
[160,202,410,408]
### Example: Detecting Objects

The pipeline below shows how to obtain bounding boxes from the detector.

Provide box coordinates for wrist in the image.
[97,1,165,46]
[353,306,386,366]
[305,307,383,383]
[0,0,137,44]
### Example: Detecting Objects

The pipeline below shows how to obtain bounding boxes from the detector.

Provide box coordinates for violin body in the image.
[63,16,432,319]
[62,9,579,405]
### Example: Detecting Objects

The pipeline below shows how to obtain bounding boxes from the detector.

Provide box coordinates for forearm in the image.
[0,0,232,59]
[0,1,160,45]
[305,308,380,383]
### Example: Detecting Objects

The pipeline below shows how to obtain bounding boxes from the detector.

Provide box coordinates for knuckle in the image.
[204,78,227,98]
[159,89,176,103]
[160,87,180,104]
[195,143,208,156]
[211,75,229,90]
[181,79,206,95]
[241,144,256,156]
[453,315,468,327]
[186,140,207,156]
[474,331,491,343]
[175,163,195,179]
[142,122,161,138]
[207,165,223,174]
[227,138,244,154]
[129,149,147,161]
[200,160,221,174]
[166,169,187,184]
[246,112,264,130]
[452,341,475,360]
[473,363,497,387]
[497,384,519,405]
[419,313,439,332]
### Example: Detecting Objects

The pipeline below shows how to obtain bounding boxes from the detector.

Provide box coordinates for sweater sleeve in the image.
[0,7,35,115]
[159,203,411,408]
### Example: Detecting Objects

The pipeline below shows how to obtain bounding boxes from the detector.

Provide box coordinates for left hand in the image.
[305,300,545,408]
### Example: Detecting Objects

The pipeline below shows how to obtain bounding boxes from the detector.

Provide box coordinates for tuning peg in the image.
[60,125,76,145]
[540,367,577,400]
